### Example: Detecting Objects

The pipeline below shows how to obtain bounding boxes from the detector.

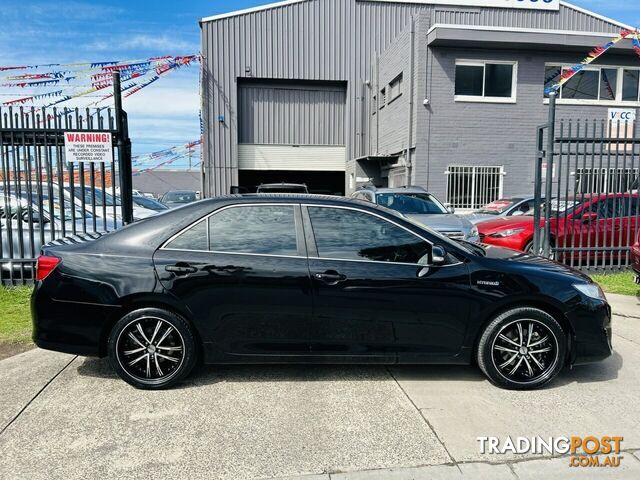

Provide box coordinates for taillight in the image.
[36,255,60,281]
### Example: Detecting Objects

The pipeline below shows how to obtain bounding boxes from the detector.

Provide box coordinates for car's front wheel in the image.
[477,307,566,390]
[108,308,197,389]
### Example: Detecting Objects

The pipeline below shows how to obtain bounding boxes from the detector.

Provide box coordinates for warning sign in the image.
[64,132,113,163]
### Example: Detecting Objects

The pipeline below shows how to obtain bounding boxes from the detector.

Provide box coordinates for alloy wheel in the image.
[490,319,559,385]
[115,316,185,384]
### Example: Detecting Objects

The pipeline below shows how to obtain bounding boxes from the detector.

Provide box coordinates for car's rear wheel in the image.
[108,308,197,389]
[477,307,566,390]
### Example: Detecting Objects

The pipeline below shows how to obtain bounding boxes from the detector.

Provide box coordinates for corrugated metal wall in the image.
[201,0,624,195]
[238,81,346,145]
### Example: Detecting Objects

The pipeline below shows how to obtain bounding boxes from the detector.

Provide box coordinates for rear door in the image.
[154,203,313,359]
[302,205,470,362]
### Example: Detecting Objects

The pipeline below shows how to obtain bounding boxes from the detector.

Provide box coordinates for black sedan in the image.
[32,195,612,390]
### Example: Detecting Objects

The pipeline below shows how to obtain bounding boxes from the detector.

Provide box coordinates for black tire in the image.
[477,307,566,390]
[108,308,197,389]
[525,239,556,259]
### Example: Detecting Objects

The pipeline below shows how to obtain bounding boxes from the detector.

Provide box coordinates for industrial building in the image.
[200,0,638,208]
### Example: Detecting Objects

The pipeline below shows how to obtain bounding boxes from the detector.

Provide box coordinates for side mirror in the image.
[581,212,598,224]
[431,245,446,266]
[444,203,455,214]
[512,210,525,216]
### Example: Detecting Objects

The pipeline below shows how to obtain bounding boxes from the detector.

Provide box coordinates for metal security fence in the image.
[0,75,133,284]
[445,165,504,210]
[534,95,640,271]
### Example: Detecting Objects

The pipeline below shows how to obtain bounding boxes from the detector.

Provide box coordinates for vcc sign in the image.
[608,108,636,123]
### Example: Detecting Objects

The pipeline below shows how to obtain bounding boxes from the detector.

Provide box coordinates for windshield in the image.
[2,193,92,221]
[377,193,448,215]
[65,186,118,207]
[545,199,582,216]
[133,196,168,211]
[164,192,196,203]
[475,199,518,215]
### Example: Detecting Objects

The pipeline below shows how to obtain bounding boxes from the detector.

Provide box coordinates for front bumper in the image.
[569,298,612,366]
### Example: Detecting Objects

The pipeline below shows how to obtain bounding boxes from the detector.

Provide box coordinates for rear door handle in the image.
[313,270,347,285]
[165,263,198,275]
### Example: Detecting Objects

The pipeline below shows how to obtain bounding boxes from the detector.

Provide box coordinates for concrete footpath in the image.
[0,294,639,480]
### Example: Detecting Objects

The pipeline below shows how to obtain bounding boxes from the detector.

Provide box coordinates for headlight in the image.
[490,227,525,238]
[573,283,607,301]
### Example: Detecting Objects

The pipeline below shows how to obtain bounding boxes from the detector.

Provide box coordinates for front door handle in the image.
[313,270,347,285]
[165,263,198,275]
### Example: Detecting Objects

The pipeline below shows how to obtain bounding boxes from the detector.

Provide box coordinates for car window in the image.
[308,207,431,264]
[165,205,298,255]
[209,206,298,255]
[477,199,517,215]
[165,220,209,251]
[622,197,640,217]
[376,193,448,214]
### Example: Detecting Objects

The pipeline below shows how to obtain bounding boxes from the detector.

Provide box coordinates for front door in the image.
[154,203,313,359]
[302,205,470,362]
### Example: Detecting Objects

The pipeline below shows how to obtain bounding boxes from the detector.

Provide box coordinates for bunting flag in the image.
[0,54,200,108]
[633,33,640,57]
[544,29,636,95]
[132,140,201,168]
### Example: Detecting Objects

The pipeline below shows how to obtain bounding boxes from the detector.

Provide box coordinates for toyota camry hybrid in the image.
[32,195,612,390]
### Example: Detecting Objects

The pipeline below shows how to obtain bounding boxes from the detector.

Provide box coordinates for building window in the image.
[445,165,504,210]
[379,87,386,108]
[544,64,640,104]
[574,167,640,194]
[388,73,403,102]
[454,60,517,103]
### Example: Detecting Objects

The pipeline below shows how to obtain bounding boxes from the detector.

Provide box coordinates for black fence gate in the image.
[0,74,133,284]
[534,95,640,271]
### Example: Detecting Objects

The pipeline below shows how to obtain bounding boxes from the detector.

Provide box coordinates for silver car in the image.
[464,196,543,225]
[351,186,479,242]
[1,193,115,266]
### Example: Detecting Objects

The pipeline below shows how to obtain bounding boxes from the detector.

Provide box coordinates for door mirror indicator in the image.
[581,212,598,224]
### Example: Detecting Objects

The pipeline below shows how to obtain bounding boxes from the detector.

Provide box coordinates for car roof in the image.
[358,185,429,195]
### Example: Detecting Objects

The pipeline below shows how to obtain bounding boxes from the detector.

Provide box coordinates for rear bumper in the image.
[31,284,121,357]
[569,299,613,366]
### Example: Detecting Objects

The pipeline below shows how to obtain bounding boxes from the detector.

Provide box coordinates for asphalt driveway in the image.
[1,294,639,480]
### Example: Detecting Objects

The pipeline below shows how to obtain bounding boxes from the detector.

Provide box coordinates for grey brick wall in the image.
[412,47,640,202]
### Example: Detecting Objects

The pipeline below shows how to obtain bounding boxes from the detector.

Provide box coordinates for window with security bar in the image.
[445,166,504,210]
[574,167,640,194]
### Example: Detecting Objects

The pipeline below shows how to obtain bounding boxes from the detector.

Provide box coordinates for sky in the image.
[0,0,638,170]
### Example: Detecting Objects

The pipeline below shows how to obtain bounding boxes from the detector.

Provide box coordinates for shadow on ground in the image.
[75,350,623,390]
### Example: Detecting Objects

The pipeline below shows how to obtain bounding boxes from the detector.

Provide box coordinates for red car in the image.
[477,193,640,263]
[632,228,640,283]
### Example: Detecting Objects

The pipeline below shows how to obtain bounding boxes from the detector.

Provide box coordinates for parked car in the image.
[133,195,169,212]
[465,196,545,225]
[256,182,309,193]
[33,195,611,390]
[632,228,640,284]
[1,193,114,277]
[352,185,479,242]
[160,190,199,208]
[65,185,157,220]
[476,193,640,262]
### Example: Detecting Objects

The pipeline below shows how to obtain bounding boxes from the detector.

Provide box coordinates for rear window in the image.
[165,205,298,255]
[475,199,516,215]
